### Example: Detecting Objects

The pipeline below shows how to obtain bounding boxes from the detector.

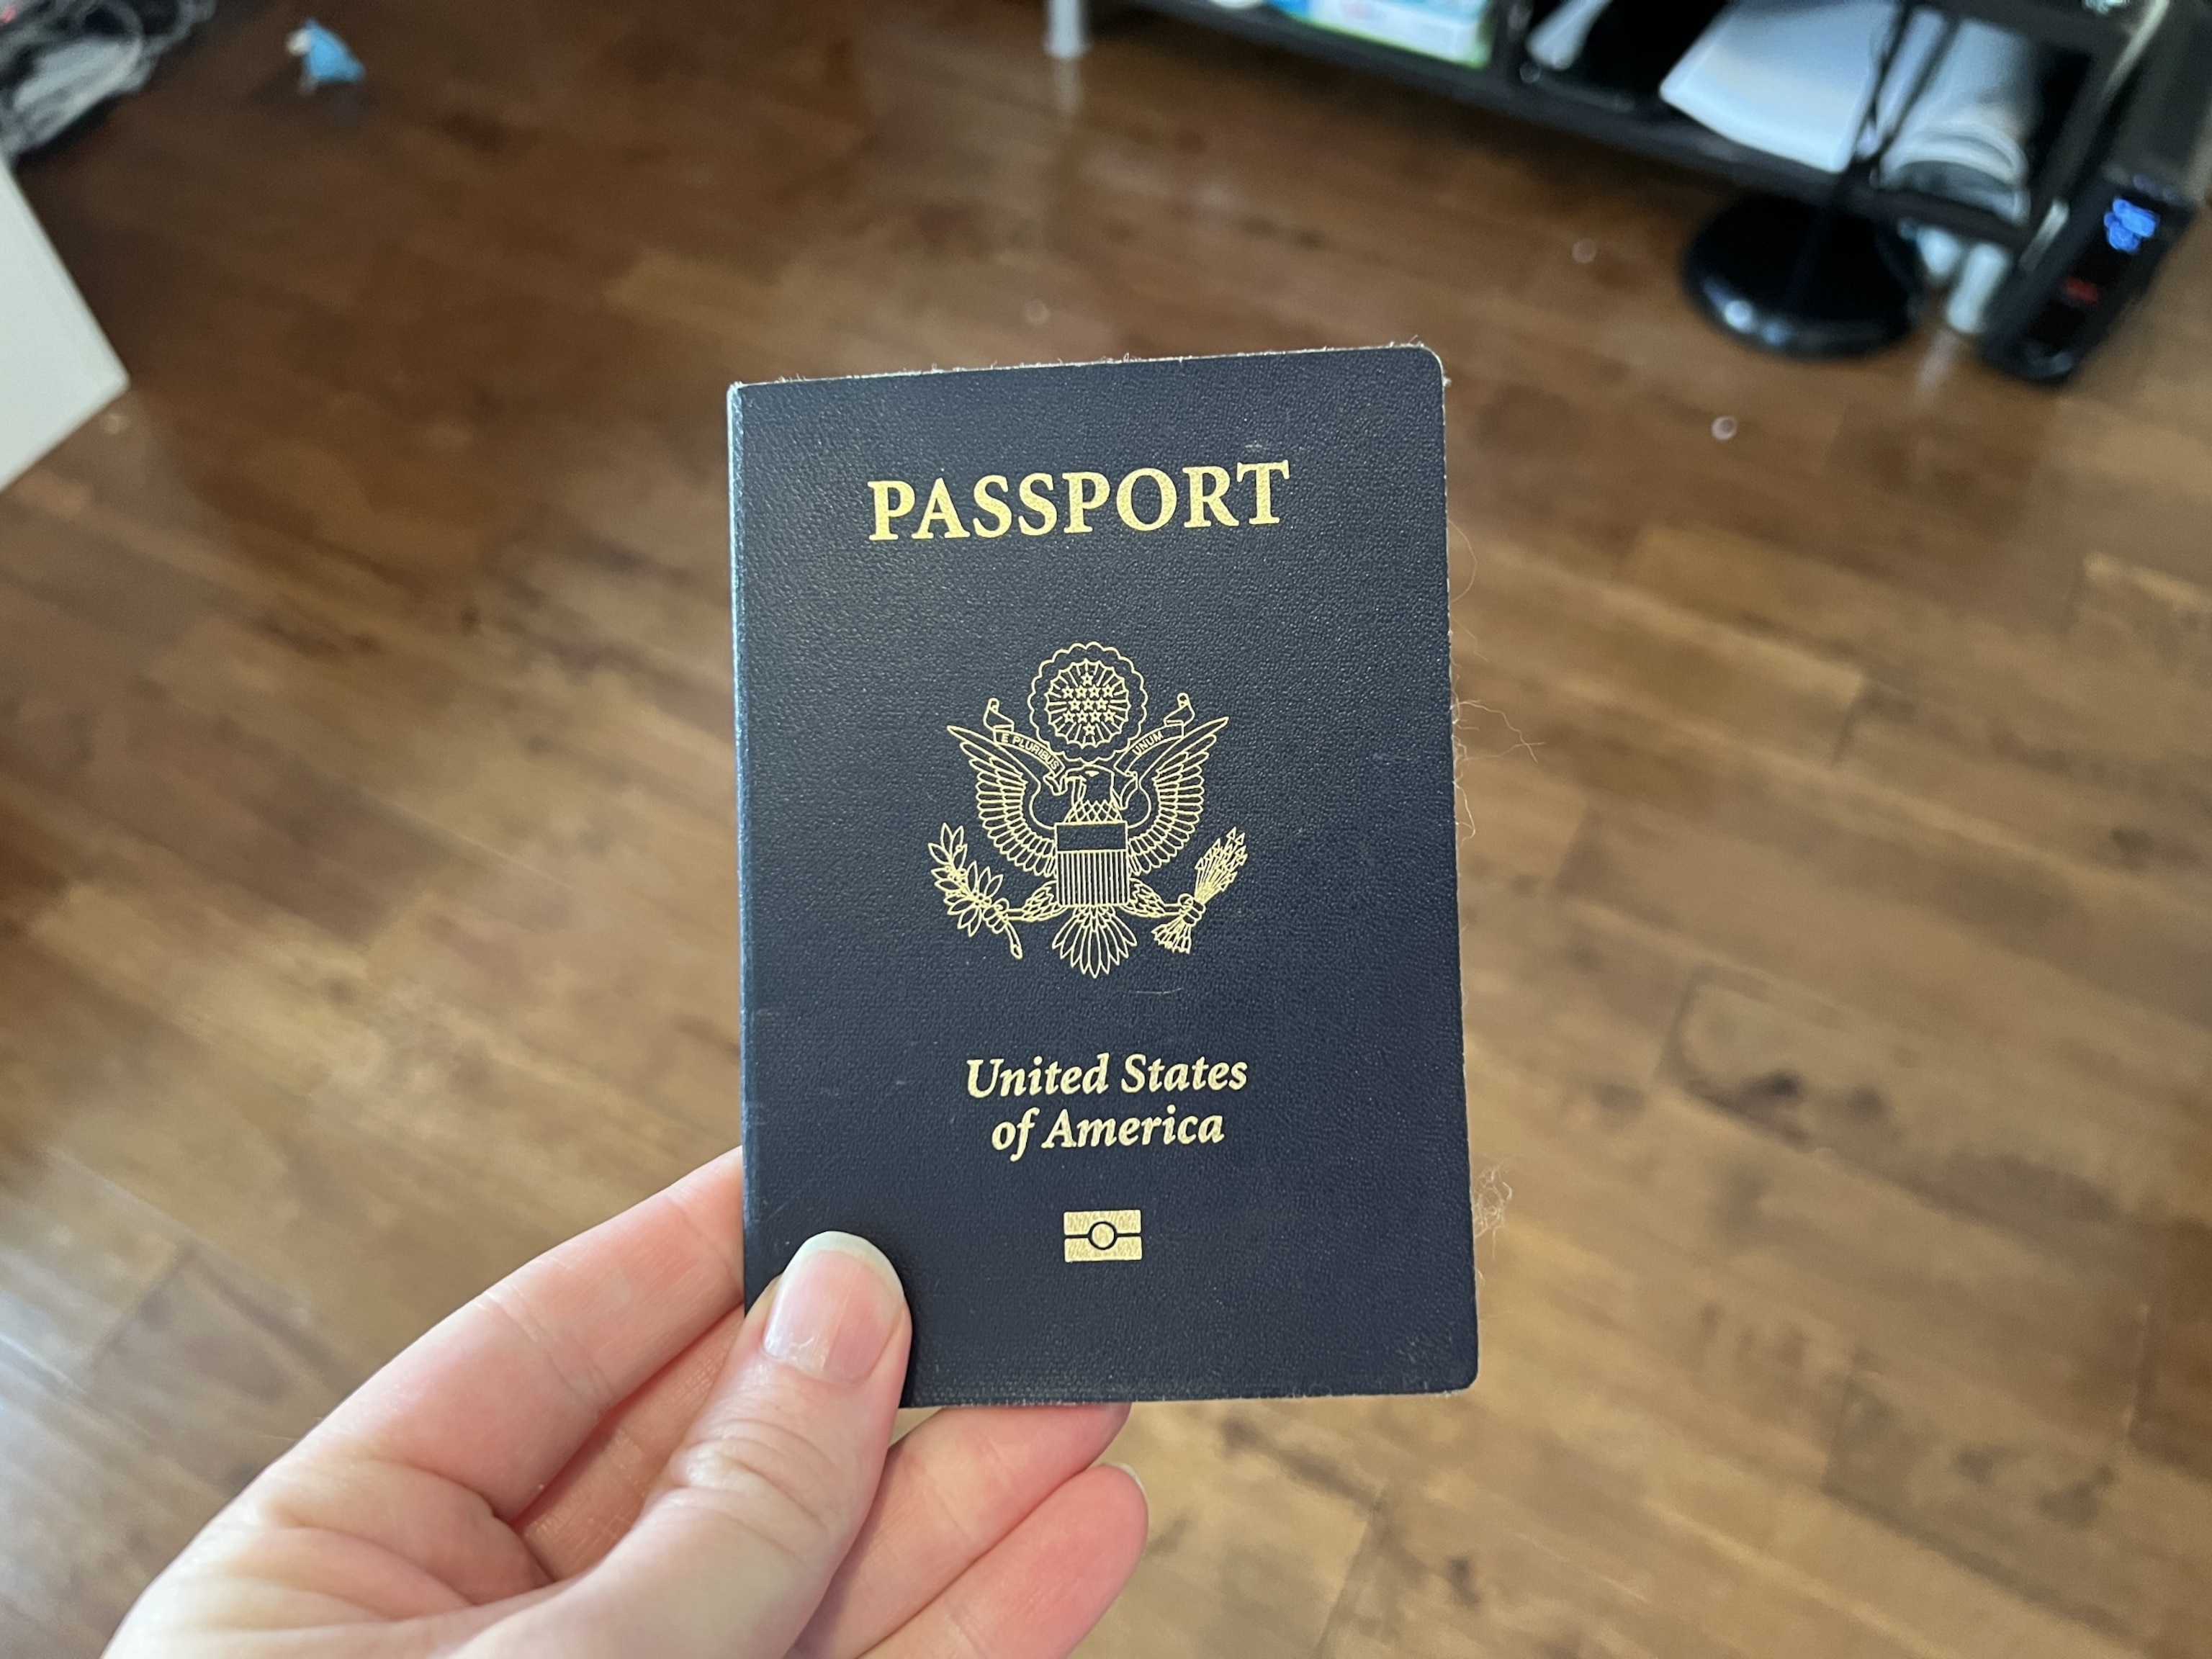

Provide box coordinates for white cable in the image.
[1,0,214,161]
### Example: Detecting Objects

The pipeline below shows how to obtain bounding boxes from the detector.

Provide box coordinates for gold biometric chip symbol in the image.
[1064,1209,1143,1262]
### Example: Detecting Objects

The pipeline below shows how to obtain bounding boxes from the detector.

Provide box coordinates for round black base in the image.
[1683,194,1923,359]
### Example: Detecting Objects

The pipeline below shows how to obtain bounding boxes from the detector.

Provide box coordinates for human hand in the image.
[108,1151,1147,1658]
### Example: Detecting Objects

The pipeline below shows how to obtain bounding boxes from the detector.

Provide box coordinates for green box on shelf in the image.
[1269,0,1493,69]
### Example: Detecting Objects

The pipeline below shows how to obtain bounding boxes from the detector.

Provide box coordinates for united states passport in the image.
[730,346,1476,1403]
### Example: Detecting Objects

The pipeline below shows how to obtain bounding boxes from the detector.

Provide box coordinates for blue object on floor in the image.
[287,21,364,89]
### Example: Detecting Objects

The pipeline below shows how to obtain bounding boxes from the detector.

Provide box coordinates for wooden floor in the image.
[3,1,2210,1653]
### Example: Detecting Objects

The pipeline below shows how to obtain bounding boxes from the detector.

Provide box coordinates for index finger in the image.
[312,1149,746,1517]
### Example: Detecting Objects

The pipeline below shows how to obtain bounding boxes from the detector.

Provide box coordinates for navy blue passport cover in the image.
[730,346,1475,1405]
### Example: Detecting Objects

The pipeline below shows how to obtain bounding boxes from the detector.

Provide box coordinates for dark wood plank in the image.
[1557,802,2212,1130]
[1087,1402,1377,1659]
[0,935,552,1377]
[0,798,77,938]
[1838,682,2212,909]
[0,500,224,655]
[0,1346,225,1655]
[146,611,734,951]
[0,1143,184,1377]
[0,685,453,944]
[80,1249,358,1496]
[1465,534,1867,760]
[369,857,739,1135]
[1827,1354,2212,1659]
[0,1596,77,1659]
[1620,523,2212,787]
[1665,974,2201,1274]
[2071,552,2212,689]
[1457,870,1699,1118]
[1475,649,2212,1034]
[2135,1222,2212,1484]
[1483,1054,2149,1434]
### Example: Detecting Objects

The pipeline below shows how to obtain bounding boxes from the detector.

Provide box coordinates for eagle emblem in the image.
[931,643,1248,977]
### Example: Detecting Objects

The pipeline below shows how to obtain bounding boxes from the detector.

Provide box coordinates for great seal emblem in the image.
[930,643,1249,977]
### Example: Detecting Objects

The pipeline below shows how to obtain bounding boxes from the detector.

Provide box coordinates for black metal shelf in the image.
[1118,0,2167,252]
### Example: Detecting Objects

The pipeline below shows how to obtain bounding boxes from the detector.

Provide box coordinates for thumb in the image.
[492,1232,911,1659]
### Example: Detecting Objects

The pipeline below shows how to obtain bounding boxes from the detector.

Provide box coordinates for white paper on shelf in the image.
[1280,0,1491,64]
[1660,0,2041,220]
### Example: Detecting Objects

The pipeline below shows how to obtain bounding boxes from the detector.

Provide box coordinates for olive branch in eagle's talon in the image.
[1154,827,1247,954]
[930,824,1023,958]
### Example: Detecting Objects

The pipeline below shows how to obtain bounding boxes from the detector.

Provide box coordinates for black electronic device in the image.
[1981,0,2212,382]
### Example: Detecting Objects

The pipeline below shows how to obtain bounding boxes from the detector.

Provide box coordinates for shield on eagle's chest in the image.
[1054,819,1131,909]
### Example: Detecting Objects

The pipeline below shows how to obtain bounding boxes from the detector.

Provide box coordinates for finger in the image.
[796,1403,1130,1659]
[869,1465,1148,1659]
[310,1149,744,1518]
[523,1352,1125,1606]
[484,1232,911,1659]
[518,1308,745,1575]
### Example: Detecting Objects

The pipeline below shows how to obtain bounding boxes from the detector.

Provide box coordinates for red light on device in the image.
[2062,276,2101,305]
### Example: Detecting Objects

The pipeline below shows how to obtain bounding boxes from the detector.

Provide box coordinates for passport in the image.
[730,346,1476,1404]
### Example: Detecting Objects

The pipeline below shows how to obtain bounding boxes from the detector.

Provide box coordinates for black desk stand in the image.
[1681,4,1958,356]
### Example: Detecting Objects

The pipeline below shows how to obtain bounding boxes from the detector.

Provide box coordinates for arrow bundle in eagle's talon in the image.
[1154,828,1248,954]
